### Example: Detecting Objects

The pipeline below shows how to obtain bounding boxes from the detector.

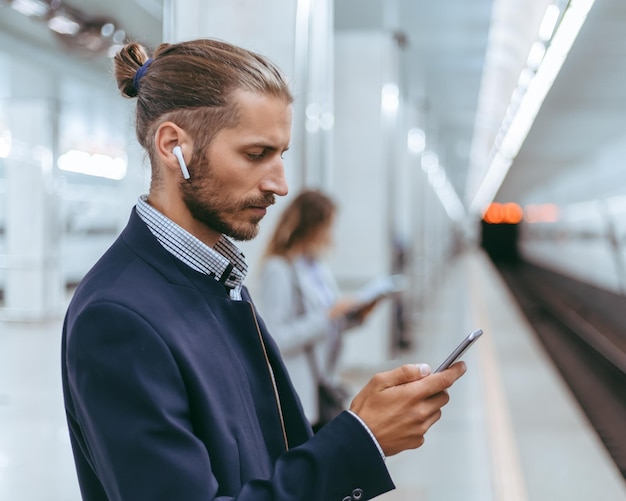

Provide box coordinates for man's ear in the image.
[154,122,193,179]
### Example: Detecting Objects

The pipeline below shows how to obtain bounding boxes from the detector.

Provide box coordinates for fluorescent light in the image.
[431,174,466,222]
[57,150,127,180]
[526,41,546,69]
[606,195,626,214]
[305,119,319,133]
[421,151,439,173]
[306,102,321,119]
[10,0,49,17]
[428,169,446,189]
[407,128,426,154]
[48,15,81,35]
[305,102,320,132]
[381,83,399,113]
[0,130,11,158]
[517,67,535,89]
[470,155,512,213]
[100,23,116,38]
[319,112,335,131]
[469,0,596,214]
[107,44,124,58]
[418,151,466,222]
[538,4,561,41]
[112,29,126,44]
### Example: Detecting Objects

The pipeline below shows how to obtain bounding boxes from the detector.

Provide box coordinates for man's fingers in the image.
[373,360,468,392]
[377,363,432,388]
[437,361,467,386]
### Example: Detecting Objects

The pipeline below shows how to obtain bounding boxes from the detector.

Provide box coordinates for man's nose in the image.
[261,159,288,196]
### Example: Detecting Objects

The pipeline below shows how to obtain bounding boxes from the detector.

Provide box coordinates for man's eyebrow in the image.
[245,142,290,151]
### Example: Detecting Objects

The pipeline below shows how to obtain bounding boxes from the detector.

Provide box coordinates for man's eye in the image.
[247,151,266,160]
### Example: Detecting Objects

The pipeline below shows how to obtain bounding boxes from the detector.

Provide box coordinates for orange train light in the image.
[504,203,523,224]
[524,203,559,223]
[483,203,524,224]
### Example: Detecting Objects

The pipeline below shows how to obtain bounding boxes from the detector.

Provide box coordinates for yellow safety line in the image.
[467,252,528,501]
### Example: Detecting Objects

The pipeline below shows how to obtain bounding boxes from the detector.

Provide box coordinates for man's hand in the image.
[349,362,466,457]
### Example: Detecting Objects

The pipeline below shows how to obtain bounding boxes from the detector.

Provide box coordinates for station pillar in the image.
[2,97,63,321]
[161,0,334,282]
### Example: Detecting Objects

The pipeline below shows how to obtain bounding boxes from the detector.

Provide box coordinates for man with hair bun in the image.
[61,38,466,501]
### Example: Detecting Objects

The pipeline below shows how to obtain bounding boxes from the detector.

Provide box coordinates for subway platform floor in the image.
[1,247,625,500]
[343,248,626,501]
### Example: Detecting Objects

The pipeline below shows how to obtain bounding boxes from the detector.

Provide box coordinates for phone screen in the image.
[434,328,483,373]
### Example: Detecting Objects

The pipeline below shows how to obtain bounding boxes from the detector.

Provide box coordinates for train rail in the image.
[496,261,626,480]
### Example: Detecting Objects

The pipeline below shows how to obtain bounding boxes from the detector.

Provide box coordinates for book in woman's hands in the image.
[347,274,406,318]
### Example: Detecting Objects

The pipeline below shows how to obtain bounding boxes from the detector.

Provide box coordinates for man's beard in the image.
[180,170,275,241]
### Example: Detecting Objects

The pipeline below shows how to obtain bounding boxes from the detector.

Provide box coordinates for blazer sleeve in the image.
[65,301,395,501]
[66,301,216,500]
[257,257,332,357]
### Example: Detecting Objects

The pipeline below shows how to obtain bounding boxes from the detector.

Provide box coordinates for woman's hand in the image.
[328,298,379,324]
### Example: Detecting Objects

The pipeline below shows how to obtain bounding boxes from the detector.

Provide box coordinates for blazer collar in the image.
[120,207,229,297]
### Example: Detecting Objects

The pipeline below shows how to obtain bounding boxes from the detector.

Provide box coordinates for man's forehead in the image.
[221,92,292,145]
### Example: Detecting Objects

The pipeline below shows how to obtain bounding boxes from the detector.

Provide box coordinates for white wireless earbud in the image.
[172,145,190,180]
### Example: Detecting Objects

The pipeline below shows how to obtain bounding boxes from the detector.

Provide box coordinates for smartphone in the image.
[434,328,483,373]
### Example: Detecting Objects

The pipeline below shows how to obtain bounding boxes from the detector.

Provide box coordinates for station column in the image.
[3,95,63,321]
[160,0,335,278]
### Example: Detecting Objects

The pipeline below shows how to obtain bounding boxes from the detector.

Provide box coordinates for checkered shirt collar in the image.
[136,195,248,300]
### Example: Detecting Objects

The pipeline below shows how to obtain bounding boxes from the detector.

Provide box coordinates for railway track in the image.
[496,261,626,480]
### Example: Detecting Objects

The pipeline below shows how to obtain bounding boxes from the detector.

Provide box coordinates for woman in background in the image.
[258,190,374,430]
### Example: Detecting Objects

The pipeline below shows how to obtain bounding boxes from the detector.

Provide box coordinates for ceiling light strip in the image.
[469,0,596,215]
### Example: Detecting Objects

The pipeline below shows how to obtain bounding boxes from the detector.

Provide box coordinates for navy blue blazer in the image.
[61,208,394,500]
